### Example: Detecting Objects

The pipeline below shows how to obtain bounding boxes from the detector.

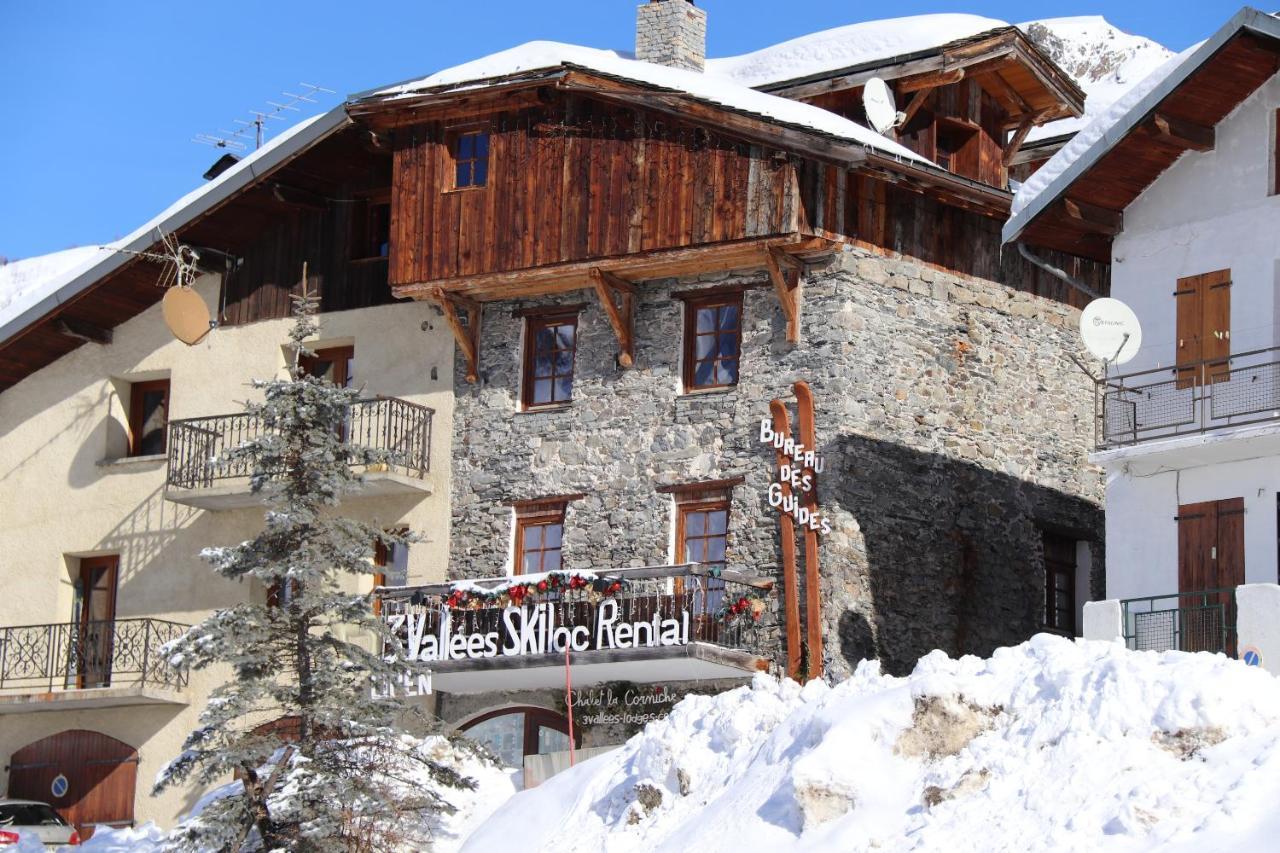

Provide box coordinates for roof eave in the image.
[1003,6,1280,247]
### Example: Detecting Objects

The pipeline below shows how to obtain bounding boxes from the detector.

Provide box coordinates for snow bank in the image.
[1008,43,1196,225]
[375,41,926,164]
[75,823,167,851]
[707,14,1006,88]
[462,635,1280,852]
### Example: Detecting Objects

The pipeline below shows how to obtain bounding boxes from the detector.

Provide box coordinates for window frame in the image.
[351,189,392,261]
[127,378,170,457]
[372,531,410,615]
[682,292,744,393]
[675,495,731,568]
[1041,531,1077,635]
[447,126,491,191]
[513,505,567,576]
[521,312,579,410]
[300,345,355,388]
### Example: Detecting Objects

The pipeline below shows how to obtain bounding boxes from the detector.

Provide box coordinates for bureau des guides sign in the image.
[759,418,831,535]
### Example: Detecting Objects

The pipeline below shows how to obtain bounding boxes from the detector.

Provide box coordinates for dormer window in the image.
[452,129,490,189]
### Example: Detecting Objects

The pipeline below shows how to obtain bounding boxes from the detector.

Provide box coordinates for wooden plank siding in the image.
[388,99,802,289]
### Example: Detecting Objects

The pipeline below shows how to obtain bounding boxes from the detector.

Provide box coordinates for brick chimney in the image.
[635,0,707,72]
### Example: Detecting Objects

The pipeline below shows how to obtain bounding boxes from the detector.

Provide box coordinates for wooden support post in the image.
[770,399,803,680]
[1001,114,1039,166]
[589,268,636,367]
[794,381,823,680]
[434,288,482,383]
[764,248,803,344]
[898,88,933,132]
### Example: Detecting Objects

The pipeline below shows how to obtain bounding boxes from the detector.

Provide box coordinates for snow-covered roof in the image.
[364,40,928,164]
[0,108,349,347]
[1003,7,1280,247]
[706,13,1008,89]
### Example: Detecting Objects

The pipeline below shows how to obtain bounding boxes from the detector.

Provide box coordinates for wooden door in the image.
[1177,498,1245,652]
[77,557,118,689]
[1174,270,1231,388]
[7,730,137,839]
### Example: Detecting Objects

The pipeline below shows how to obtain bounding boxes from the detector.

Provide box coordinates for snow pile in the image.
[1009,43,1196,222]
[706,14,1006,88]
[374,41,927,164]
[1020,17,1175,141]
[463,635,1280,852]
[75,823,167,851]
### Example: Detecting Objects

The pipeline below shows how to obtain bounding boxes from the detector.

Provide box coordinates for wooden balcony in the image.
[377,564,775,694]
[0,618,190,714]
[164,396,434,510]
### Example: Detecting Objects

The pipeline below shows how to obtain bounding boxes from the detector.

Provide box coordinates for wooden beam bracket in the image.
[434,288,483,383]
[1145,112,1215,152]
[1060,197,1124,237]
[1001,111,1047,167]
[764,248,804,344]
[589,268,636,368]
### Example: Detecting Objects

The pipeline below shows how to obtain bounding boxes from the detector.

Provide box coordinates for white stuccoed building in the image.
[1005,6,1280,664]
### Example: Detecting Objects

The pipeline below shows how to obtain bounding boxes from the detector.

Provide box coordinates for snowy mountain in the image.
[460,636,1280,852]
[1020,16,1175,141]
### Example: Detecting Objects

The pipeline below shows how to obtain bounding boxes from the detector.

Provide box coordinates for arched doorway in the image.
[7,730,137,839]
[458,707,577,769]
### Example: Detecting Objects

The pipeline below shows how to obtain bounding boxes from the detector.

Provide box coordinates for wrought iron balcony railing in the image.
[1096,346,1280,449]
[377,563,775,661]
[166,396,434,490]
[1120,588,1236,656]
[0,618,190,694]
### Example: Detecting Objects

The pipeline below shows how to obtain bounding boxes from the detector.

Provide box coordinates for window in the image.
[677,496,730,569]
[267,579,300,609]
[459,707,574,770]
[372,535,410,615]
[452,130,490,189]
[128,378,169,457]
[1042,531,1077,635]
[514,504,566,575]
[300,345,354,388]
[522,314,577,409]
[683,293,742,392]
[352,192,391,260]
[1174,269,1231,388]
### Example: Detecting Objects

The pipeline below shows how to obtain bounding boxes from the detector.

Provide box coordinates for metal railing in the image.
[1120,588,1236,655]
[167,396,434,490]
[1096,345,1280,448]
[0,618,190,694]
[378,564,775,660]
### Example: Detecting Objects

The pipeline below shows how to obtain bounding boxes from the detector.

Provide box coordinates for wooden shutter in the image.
[1174,274,1203,389]
[1202,269,1231,383]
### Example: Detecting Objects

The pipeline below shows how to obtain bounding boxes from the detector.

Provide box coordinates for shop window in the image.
[683,293,742,392]
[451,129,490,189]
[514,502,566,575]
[127,378,170,457]
[459,707,574,769]
[522,313,577,409]
[1042,531,1077,635]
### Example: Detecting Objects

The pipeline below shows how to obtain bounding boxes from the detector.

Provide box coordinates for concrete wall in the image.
[447,244,1105,678]
[0,271,455,828]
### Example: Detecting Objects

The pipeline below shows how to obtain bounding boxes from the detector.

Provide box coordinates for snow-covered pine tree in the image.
[155,292,473,851]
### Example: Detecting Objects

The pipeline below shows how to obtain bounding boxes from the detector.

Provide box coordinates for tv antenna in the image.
[101,230,214,345]
[193,83,335,152]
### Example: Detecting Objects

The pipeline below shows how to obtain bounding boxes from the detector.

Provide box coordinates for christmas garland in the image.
[444,570,625,610]
[718,591,767,623]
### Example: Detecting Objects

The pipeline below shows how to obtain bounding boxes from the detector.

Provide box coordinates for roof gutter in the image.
[0,105,352,348]
[1002,6,1280,247]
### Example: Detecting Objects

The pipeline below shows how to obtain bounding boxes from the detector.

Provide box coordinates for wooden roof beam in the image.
[897,67,965,93]
[1060,197,1123,237]
[589,268,636,368]
[1144,112,1216,152]
[55,317,112,345]
[433,288,482,383]
[764,247,803,344]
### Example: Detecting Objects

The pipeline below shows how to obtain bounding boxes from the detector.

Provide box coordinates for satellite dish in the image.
[163,285,212,345]
[1080,298,1142,365]
[862,77,899,135]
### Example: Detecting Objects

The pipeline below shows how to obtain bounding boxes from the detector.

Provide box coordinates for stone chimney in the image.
[635,0,707,72]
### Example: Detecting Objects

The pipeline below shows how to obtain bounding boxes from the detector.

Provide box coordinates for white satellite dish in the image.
[862,77,899,135]
[1080,298,1142,365]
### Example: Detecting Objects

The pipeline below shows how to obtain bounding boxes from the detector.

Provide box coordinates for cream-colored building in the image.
[0,111,454,834]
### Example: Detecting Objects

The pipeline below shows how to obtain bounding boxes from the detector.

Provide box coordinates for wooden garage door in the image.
[7,730,137,839]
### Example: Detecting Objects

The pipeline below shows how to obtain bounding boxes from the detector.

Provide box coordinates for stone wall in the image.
[448,244,1105,678]
[635,0,707,72]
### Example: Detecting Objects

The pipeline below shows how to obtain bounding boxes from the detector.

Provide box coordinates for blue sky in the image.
[0,0,1245,260]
